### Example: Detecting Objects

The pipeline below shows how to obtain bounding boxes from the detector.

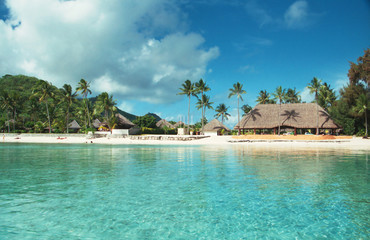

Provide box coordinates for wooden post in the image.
[294,128,297,136]
[273,128,276,135]
[254,128,256,135]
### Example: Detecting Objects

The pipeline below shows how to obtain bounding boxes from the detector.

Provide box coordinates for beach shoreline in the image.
[1,133,369,151]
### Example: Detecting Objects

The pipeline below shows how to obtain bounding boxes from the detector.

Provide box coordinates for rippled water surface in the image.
[0,143,369,239]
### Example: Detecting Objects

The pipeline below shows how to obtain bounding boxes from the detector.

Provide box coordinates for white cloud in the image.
[284,1,309,29]
[0,0,219,103]
[118,101,134,114]
[245,0,315,30]
[300,87,314,103]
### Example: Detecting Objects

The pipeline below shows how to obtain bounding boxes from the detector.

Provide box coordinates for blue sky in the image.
[0,0,369,127]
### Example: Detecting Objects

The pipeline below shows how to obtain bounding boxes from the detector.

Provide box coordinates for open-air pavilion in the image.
[235,103,341,135]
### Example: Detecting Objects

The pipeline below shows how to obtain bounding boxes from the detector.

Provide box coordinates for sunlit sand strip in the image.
[1,134,369,150]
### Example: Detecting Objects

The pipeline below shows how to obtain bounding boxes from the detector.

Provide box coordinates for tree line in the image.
[0,76,117,133]
[178,49,369,137]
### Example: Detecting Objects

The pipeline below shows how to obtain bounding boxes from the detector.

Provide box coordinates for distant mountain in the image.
[117,108,137,121]
[146,112,161,122]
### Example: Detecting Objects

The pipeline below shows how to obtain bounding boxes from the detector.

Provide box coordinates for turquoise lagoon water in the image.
[0,143,369,239]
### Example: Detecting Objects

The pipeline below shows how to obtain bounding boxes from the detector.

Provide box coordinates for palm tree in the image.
[76,79,92,128]
[273,86,287,135]
[285,88,301,103]
[228,82,246,135]
[95,92,117,121]
[256,90,271,104]
[9,92,20,132]
[195,79,210,133]
[60,84,78,133]
[214,103,231,123]
[308,77,322,135]
[178,80,196,134]
[196,94,213,124]
[0,91,12,133]
[32,81,54,133]
[354,94,369,138]
[241,104,252,116]
[318,83,336,111]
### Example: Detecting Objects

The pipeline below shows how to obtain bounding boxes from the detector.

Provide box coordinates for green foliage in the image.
[348,48,369,86]
[133,114,157,128]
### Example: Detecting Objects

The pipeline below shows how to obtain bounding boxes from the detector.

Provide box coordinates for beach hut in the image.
[203,119,230,136]
[115,113,135,129]
[68,120,81,132]
[235,103,341,135]
[156,119,175,129]
[92,119,101,129]
[173,121,187,128]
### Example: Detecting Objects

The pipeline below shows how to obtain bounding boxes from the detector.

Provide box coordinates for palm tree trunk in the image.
[237,98,240,135]
[86,98,91,128]
[365,109,368,138]
[13,109,16,133]
[45,101,51,133]
[6,111,10,133]
[316,99,319,135]
[201,102,204,134]
[278,102,281,135]
[187,95,191,135]
[66,106,70,134]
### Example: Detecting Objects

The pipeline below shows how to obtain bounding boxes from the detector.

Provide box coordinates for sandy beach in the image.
[1,133,369,151]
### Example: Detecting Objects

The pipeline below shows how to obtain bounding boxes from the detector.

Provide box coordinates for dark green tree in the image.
[214,103,231,123]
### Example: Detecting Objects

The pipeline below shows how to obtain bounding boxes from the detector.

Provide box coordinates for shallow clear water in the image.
[0,143,369,239]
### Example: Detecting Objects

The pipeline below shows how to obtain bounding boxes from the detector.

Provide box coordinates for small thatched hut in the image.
[156,119,175,129]
[235,103,341,135]
[115,113,135,129]
[203,119,230,136]
[92,119,101,129]
[68,120,81,131]
[174,121,187,128]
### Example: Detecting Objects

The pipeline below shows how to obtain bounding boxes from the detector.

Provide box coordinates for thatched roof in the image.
[92,119,101,128]
[204,119,230,132]
[236,103,340,129]
[68,120,81,129]
[156,119,175,128]
[115,113,135,129]
[174,121,187,128]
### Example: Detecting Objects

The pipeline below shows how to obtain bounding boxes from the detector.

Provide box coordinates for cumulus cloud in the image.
[0,0,219,103]
[245,0,315,30]
[284,1,309,29]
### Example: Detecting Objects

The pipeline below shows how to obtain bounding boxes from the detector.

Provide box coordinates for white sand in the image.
[1,134,369,151]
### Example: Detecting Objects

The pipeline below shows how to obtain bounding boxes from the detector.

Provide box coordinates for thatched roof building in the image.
[204,119,230,136]
[115,113,135,129]
[174,121,187,128]
[68,120,81,130]
[92,119,101,129]
[156,119,175,129]
[236,103,340,133]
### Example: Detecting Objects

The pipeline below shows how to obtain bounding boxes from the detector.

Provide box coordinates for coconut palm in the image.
[273,86,287,135]
[9,92,20,132]
[256,90,271,104]
[318,83,336,111]
[214,103,231,123]
[228,82,246,135]
[308,77,322,134]
[241,104,252,116]
[95,92,117,121]
[354,94,369,138]
[196,94,213,124]
[32,80,54,133]
[195,79,210,133]
[60,84,78,133]
[76,79,92,128]
[0,91,12,133]
[285,88,301,103]
[178,80,196,134]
